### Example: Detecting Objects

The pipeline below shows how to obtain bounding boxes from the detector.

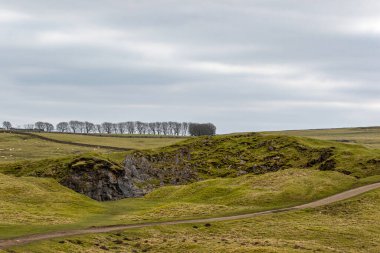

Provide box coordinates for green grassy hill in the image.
[3,132,380,203]
[0,168,362,240]
[3,131,380,180]
[1,131,380,251]
[127,133,380,179]
[0,173,104,238]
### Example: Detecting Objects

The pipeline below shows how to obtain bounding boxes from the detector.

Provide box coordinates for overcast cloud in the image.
[1,0,380,133]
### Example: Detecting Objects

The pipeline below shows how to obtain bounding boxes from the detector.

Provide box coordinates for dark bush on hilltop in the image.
[188,123,216,136]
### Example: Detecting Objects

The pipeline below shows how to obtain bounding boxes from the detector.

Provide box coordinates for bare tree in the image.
[2,121,12,130]
[161,122,169,135]
[57,122,69,132]
[77,121,85,133]
[181,122,189,136]
[173,122,182,136]
[24,124,34,130]
[45,123,54,132]
[84,121,95,134]
[117,122,127,134]
[142,122,149,134]
[155,122,162,135]
[126,121,135,134]
[109,123,116,134]
[69,121,81,133]
[135,121,144,134]
[168,121,176,135]
[35,121,46,131]
[102,122,113,134]
[148,122,156,135]
[95,124,103,134]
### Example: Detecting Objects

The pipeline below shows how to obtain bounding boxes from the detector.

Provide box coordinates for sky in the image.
[1,0,380,133]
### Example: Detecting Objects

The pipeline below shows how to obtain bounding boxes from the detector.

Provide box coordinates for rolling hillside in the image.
[1,132,380,244]
[10,187,380,252]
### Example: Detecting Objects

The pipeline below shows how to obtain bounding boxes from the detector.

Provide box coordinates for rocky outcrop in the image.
[59,135,340,201]
[61,157,141,201]
[61,152,197,201]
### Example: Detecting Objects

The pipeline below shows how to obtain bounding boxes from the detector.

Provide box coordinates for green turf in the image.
[9,188,380,253]
[0,169,359,239]
[2,131,380,251]
[34,132,187,150]
[0,133,108,163]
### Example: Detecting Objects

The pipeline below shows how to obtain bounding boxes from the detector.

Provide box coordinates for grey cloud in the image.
[1,1,380,133]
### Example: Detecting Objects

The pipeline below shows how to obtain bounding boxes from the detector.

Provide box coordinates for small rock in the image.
[99,245,109,250]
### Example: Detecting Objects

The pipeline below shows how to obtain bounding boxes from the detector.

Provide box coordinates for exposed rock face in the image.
[61,152,197,201]
[61,157,143,201]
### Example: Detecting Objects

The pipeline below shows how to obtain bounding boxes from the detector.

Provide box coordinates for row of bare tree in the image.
[2,121,216,136]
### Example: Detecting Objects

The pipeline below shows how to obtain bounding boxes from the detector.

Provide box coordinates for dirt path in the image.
[1,182,380,249]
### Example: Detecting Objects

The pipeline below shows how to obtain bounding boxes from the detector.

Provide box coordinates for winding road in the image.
[1,182,380,249]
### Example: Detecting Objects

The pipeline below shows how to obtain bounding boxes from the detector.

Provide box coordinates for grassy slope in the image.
[0,169,360,239]
[1,132,380,244]
[0,173,104,238]
[131,133,380,179]
[9,188,380,253]
[34,132,187,150]
[266,126,380,149]
[0,133,106,163]
[3,133,380,180]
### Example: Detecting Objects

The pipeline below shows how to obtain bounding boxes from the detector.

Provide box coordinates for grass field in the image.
[8,188,380,252]
[0,169,363,239]
[0,133,105,163]
[34,132,187,150]
[0,132,187,163]
[2,130,380,252]
[266,126,380,149]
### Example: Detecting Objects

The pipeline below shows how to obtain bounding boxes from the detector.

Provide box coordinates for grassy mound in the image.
[146,169,356,211]
[11,188,380,252]
[0,168,361,239]
[3,133,380,181]
[130,133,380,179]
[0,173,104,238]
